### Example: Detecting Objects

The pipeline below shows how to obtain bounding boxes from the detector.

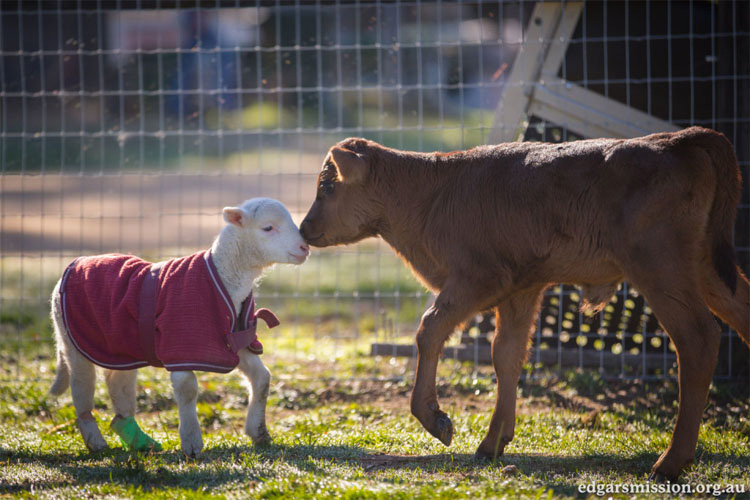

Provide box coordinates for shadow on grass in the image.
[519,373,749,423]
[3,441,747,495]
[340,450,748,483]
[0,442,367,494]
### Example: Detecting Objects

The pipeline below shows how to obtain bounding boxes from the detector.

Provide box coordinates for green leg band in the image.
[110,416,163,452]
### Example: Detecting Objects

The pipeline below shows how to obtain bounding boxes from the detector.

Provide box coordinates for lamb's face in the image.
[223,198,309,267]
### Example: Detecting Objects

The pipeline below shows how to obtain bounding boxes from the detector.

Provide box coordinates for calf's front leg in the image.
[476,288,544,460]
[411,285,478,446]
[237,350,272,445]
[170,371,203,457]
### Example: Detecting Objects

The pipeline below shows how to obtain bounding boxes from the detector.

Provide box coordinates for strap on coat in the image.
[226,293,279,355]
[138,261,166,367]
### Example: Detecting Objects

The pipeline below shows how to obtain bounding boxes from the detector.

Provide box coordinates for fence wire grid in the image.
[1,1,748,384]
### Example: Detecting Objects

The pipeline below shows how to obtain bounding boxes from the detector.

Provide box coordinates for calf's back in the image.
[301,127,740,306]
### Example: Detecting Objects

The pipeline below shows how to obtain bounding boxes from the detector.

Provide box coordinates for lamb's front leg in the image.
[170,371,203,457]
[237,350,271,445]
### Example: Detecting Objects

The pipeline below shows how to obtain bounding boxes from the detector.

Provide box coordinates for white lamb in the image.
[49,198,309,456]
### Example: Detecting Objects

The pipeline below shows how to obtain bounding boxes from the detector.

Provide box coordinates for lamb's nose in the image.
[300,243,310,255]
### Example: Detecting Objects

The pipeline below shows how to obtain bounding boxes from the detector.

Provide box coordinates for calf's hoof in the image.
[648,472,670,483]
[425,411,453,446]
[649,463,684,483]
[650,451,689,482]
[474,444,507,462]
[474,435,511,462]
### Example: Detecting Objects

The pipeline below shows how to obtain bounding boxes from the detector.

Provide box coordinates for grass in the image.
[1,331,749,499]
[0,252,748,498]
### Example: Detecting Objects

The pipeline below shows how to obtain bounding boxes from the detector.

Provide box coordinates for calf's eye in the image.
[262,226,273,232]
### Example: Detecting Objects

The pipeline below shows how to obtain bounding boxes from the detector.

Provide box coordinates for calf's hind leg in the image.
[626,266,721,481]
[475,287,544,460]
[700,265,750,345]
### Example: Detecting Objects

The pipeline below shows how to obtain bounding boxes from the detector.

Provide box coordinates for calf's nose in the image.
[300,243,310,256]
[299,220,310,238]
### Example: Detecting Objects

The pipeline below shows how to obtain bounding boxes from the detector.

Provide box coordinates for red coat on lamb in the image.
[60,250,278,373]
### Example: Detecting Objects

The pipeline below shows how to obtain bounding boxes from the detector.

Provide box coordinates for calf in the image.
[50,198,309,456]
[300,127,749,480]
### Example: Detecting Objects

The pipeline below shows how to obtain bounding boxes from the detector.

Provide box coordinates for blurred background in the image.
[1,1,748,385]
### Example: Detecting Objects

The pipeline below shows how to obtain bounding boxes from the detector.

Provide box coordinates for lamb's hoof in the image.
[250,426,272,447]
[77,418,108,452]
[180,436,203,458]
[111,416,163,452]
[85,436,109,453]
[428,412,453,446]
[253,434,272,447]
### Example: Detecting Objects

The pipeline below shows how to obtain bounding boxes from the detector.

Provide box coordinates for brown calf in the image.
[299,127,749,480]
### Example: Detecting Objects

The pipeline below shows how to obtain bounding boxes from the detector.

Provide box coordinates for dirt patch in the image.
[0,172,317,254]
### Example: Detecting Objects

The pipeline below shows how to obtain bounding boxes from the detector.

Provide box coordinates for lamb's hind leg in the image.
[51,283,107,451]
[69,354,108,451]
[475,287,544,460]
[105,369,162,452]
[237,350,272,445]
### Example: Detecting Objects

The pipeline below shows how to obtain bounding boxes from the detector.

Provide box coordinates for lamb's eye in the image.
[320,182,335,195]
[262,226,273,232]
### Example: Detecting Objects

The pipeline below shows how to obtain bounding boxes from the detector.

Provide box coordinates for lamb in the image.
[49,197,309,456]
[299,128,749,480]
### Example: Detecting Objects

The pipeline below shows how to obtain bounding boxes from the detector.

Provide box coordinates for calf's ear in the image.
[223,206,247,227]
[330,147,366,184]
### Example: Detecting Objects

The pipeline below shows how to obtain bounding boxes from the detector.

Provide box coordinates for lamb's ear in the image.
[223,206,247,227]
[330,147,366,184]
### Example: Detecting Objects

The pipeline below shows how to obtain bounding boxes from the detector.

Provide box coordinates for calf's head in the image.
[300,142,382,247]
[223,198,310,266]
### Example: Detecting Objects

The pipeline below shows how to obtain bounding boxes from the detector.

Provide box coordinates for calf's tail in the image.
[678,127,742,293]
[704,132,741,294]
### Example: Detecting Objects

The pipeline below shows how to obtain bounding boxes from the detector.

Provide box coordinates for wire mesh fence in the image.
[1,1,748,384]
